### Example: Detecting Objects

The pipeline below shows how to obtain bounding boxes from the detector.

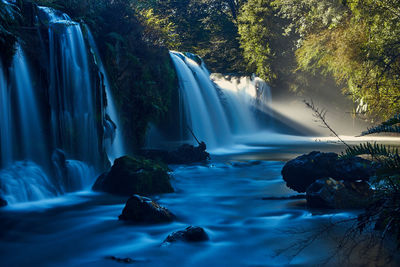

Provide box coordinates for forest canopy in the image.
[136,0,400,121]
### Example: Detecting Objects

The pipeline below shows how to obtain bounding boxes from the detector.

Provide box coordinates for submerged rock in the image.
[92,156,174,196]
[140,142,210,164]
[281,151,376,193]
[0,197,7,207]
[306,178,373,209]
[119,195,175,223]
[106,256,136,264]
[163,226,209,244]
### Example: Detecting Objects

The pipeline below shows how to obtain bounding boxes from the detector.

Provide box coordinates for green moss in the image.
[93,155,174,196]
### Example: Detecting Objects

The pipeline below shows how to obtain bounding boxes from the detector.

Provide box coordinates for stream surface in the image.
[0,144,397,267]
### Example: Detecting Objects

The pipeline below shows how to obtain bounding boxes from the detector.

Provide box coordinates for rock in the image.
[106,256,136,264]
[281,151,376,193]
[92,156,174,196]
[335,157,377,181]
[306,178,373,209]
[0,197,7,207]
[119,195,175,223]
[140,142,210,164]
[163,226,209,244]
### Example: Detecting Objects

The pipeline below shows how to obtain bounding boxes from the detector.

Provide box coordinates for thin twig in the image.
[304,99,351,149]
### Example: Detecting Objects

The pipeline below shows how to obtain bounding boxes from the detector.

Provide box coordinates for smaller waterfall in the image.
[168,51,272,149]
[85,27,125,163]
[10,44,48,165]
[211,74,272,134]
[169,51,232,148]
[0,161,56,204]
[0,61,13,167]
[64,160,95,192]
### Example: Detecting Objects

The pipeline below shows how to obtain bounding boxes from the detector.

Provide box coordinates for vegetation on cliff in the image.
[31,0,178,150]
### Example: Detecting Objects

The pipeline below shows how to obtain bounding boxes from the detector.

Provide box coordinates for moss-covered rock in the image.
[92,156,174,196]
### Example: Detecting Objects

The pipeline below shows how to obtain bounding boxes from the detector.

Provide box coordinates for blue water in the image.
[0,148,396,266]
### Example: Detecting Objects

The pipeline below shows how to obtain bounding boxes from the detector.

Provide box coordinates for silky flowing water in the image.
[1,144,395,267]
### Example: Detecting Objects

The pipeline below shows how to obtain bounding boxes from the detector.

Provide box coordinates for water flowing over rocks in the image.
[119,195,175,224]
[163,226,209,244]
[281,151,376,193]
[306,178,373,209]
[92,156,174,196]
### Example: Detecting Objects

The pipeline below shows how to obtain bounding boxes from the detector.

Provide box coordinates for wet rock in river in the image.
[0,197,7,207]
[281,151,376,193]
[92,156,174,196]
[163,226,209,244]
[306,178,373,209]
[140,142,210,164]
[106,256,136,264]
[119,195,175,224]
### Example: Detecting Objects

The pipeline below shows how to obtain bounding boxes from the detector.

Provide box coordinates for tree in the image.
[275,0,400,120]
[238,0,295,84]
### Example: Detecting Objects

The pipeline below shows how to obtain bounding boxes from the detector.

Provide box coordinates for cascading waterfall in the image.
[169,51,232,148]
[0,61,13,167]
[10,45,48,164]
[85,26,125,163]
[0,6,126,205]
[211,73,272,134]
[0,162,56,204]
[169,52,272,149]
[40,6,100,166]
[0,45,55,204]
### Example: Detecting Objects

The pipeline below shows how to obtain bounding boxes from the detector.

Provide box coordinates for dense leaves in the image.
[136,0,246,73]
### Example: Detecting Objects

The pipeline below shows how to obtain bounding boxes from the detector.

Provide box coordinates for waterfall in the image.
[0,61,13,167]
[169,52,272,149]
[0,161,56,204]
[10,45,48,164]
[85,26,125,163]
[38,6,101,166]
[169,51,232,148]
[0,6,126,205]
[211,74,272,134]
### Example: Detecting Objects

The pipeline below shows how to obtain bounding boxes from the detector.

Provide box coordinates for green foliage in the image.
[0,0,20,66]
[339,113,400,247]
[135,8,181,49]
[137,0,246,73]
[276,0,400,120]
[238,0,277,82]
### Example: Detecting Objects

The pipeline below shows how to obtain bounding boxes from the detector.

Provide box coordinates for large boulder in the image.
[163,226,209,244]
[281,151,376,193]
[92,156,174,196]
[306,178,373,209]
[140,142,210,164]
[119,195,175,223]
